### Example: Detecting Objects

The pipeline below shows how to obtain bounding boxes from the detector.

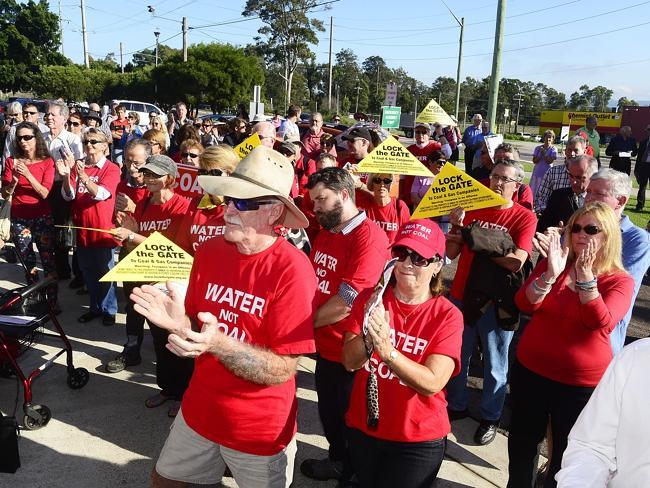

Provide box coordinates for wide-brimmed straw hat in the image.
[197,145,308,228]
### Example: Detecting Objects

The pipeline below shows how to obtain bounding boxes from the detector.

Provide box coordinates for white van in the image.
[111,100,168,128]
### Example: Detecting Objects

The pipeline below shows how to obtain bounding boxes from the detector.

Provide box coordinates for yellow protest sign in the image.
[411,163,508,218]
[234,133,261,159]
[415,99,456,126]
[356,135,433,176]
[100,232,194,282]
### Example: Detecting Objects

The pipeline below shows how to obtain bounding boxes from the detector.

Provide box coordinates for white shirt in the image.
[278,119,299,140]
[46,129,84,161]
[556,338,650,487]
[61,157,112,202]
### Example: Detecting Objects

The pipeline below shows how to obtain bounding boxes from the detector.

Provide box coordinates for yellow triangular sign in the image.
[357,135,433,176]
[415,99,456,126]
[234,133,261,159]
[411,164,508,218]
[100,232,194,282]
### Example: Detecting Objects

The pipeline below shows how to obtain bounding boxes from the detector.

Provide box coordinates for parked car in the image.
[110,100,168,128]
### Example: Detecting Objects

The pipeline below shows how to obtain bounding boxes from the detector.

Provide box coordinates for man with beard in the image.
[301,167,389,485]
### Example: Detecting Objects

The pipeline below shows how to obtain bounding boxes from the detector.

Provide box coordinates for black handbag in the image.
[0,411,20,473]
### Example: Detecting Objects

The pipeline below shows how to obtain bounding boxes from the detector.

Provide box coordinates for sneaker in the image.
[105,349,142,373]
[300,458,344,481]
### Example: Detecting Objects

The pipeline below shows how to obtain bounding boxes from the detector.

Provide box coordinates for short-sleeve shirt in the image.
[110,119,130,148]
[357,196,411,244]
[133,192,190,240]
[181,237,317,456]
[343,287,463,442]
[311,214,389,362]
[450,204,537,301]
[2,157,55,219]
[175,196,226,255]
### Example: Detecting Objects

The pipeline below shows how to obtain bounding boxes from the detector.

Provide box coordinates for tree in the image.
[569,85,613,112]
[243,0,326,109]
[617,97,639,111]
[333,49,361,110]
[153,43,264,113]
[132,44,179,69]
[0,0,67,91]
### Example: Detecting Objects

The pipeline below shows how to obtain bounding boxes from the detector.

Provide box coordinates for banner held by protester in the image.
[234,133,261,159]
[415,99,456,126]
[357,135,433,176]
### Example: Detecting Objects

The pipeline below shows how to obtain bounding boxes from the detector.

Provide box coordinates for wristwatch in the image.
[385,349,399,365]
[127,233,135,242]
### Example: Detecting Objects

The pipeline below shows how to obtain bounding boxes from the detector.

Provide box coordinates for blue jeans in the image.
[112,147,124,165]
[77,246,117,315]
[445,300,514,421]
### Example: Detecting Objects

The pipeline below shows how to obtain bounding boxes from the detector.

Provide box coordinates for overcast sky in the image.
[56,0,650,104]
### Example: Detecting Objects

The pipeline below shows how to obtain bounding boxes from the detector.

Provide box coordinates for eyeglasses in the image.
[489,174,519,185]
[83,139,103,146]
[224,196,278,211]
[16,134,36,142]
[23,111,38,116]
[44,112,58,117]
[391,246,438,267]
[415,131,428,135]
[125,160,146,168]
[238,125,247,130]
[566,170,588,183]
[202,124,212,128]
[333,118,341,122]
[146,141,160,147]
[7,113,20,117]
[67,121,81,127]
[197,168,223,176]
[372,177,393,186]
[141,170,165,179]
[431,159,446,166]
[570,223,602,235]
[127,116,135,120]
[182,152,200,158]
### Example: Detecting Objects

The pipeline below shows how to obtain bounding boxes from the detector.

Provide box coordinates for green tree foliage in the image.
[569,85,614,112]
[617,97,639,111]
[243,0,326,108]
[0,0,67,91]
[153,43,264,113]
[132,44,179,69]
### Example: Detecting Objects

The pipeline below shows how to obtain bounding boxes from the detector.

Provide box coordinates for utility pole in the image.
[336,84,340,115]
[487,0,507,130]
[440,2,464,120]
[355,82,361,113]
[514,88,523,134]
[58,0,64,56]
[80,0,90,68]
[327,16,333,111]
[119,42,124,73]
[375,65,380,112]
[154,31,160,67]
[182,17,188,62]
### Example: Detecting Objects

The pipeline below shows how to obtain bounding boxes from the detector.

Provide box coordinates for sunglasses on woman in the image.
[67,121,81,127]
[16,134,36,142]
[570,223,601,235]
[391,246,438,267]
[83,139,102,146]
[182,152,200,158]
[224,196,278,212]
[372,177,392,186]
[197,168,223,176]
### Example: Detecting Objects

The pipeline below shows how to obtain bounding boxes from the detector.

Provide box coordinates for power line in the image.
[510,56,650,77]
[121,31,182,57]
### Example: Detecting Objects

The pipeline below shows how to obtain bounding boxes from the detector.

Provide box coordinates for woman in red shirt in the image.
[507,202,634,487]
[342,219,463,488]
[176,145,239,255]
[1,122,57,306]
[112,154,191,417]
[358,173,410,244]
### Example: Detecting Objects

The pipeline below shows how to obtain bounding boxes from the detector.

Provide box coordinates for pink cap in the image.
[392,219,445,259]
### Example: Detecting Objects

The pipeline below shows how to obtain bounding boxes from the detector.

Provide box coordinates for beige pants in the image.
[155,409,297,487]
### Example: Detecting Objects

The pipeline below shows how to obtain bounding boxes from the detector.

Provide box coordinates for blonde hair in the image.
[180,139,204,155]
[199,145,239,174]
[544,129,555,139]
[142,129,167,153]
[565,202,624,275]
[83,128,109,156]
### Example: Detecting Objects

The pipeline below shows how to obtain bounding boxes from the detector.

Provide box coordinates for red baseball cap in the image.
[392,219,445,259]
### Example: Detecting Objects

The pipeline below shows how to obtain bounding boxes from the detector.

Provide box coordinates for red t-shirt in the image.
[181,237,317,455]
[357,196,411,244]
[450,204,537,301]
[2,157,54,219]
[479,177,534,211]
[515,260,634,387]
[70,162,121,247]
[175,196,226,255]
[310,216,390,362]
[133,192,190,241]
[343,287,463,442]
[116,179,149,212]
[402,142,441,206]
[110,118,129,148]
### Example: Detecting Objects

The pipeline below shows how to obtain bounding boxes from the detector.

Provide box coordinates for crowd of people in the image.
[1,99,650,488]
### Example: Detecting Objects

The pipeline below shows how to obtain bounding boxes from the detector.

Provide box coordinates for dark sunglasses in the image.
[127,116,135,120]
[570,223,602,235]
[414,130,428,135]
[430,159,446,166]
[197,168,223,176]
[67,121,81,127]
[372,177,392,186]
[23,111,38,116]
[224,196,278,212]
[202,123,213,128]
[16,134,36,142]
[391,246,438,267]
[83,139,102,145]
[182,152,200,158]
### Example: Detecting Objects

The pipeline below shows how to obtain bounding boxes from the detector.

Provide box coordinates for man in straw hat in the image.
[131,145,317,488]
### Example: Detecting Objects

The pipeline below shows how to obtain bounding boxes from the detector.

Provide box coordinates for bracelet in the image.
[576,283,598,292]
[575,278,597,287]
[532,279,551,294]
[539,272,556,285]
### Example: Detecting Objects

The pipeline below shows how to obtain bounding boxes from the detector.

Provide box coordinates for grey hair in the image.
[252,121,276,138]
[590,168,632,198]
[125,138,152,156]
[310,112,323,121]
[7,101,22,114]
[493,159,525,183]
[568,155,598,174]
[567,135,586,148]
[495,142,520,160]
[473,113,483,120]
[47,100,69,118]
